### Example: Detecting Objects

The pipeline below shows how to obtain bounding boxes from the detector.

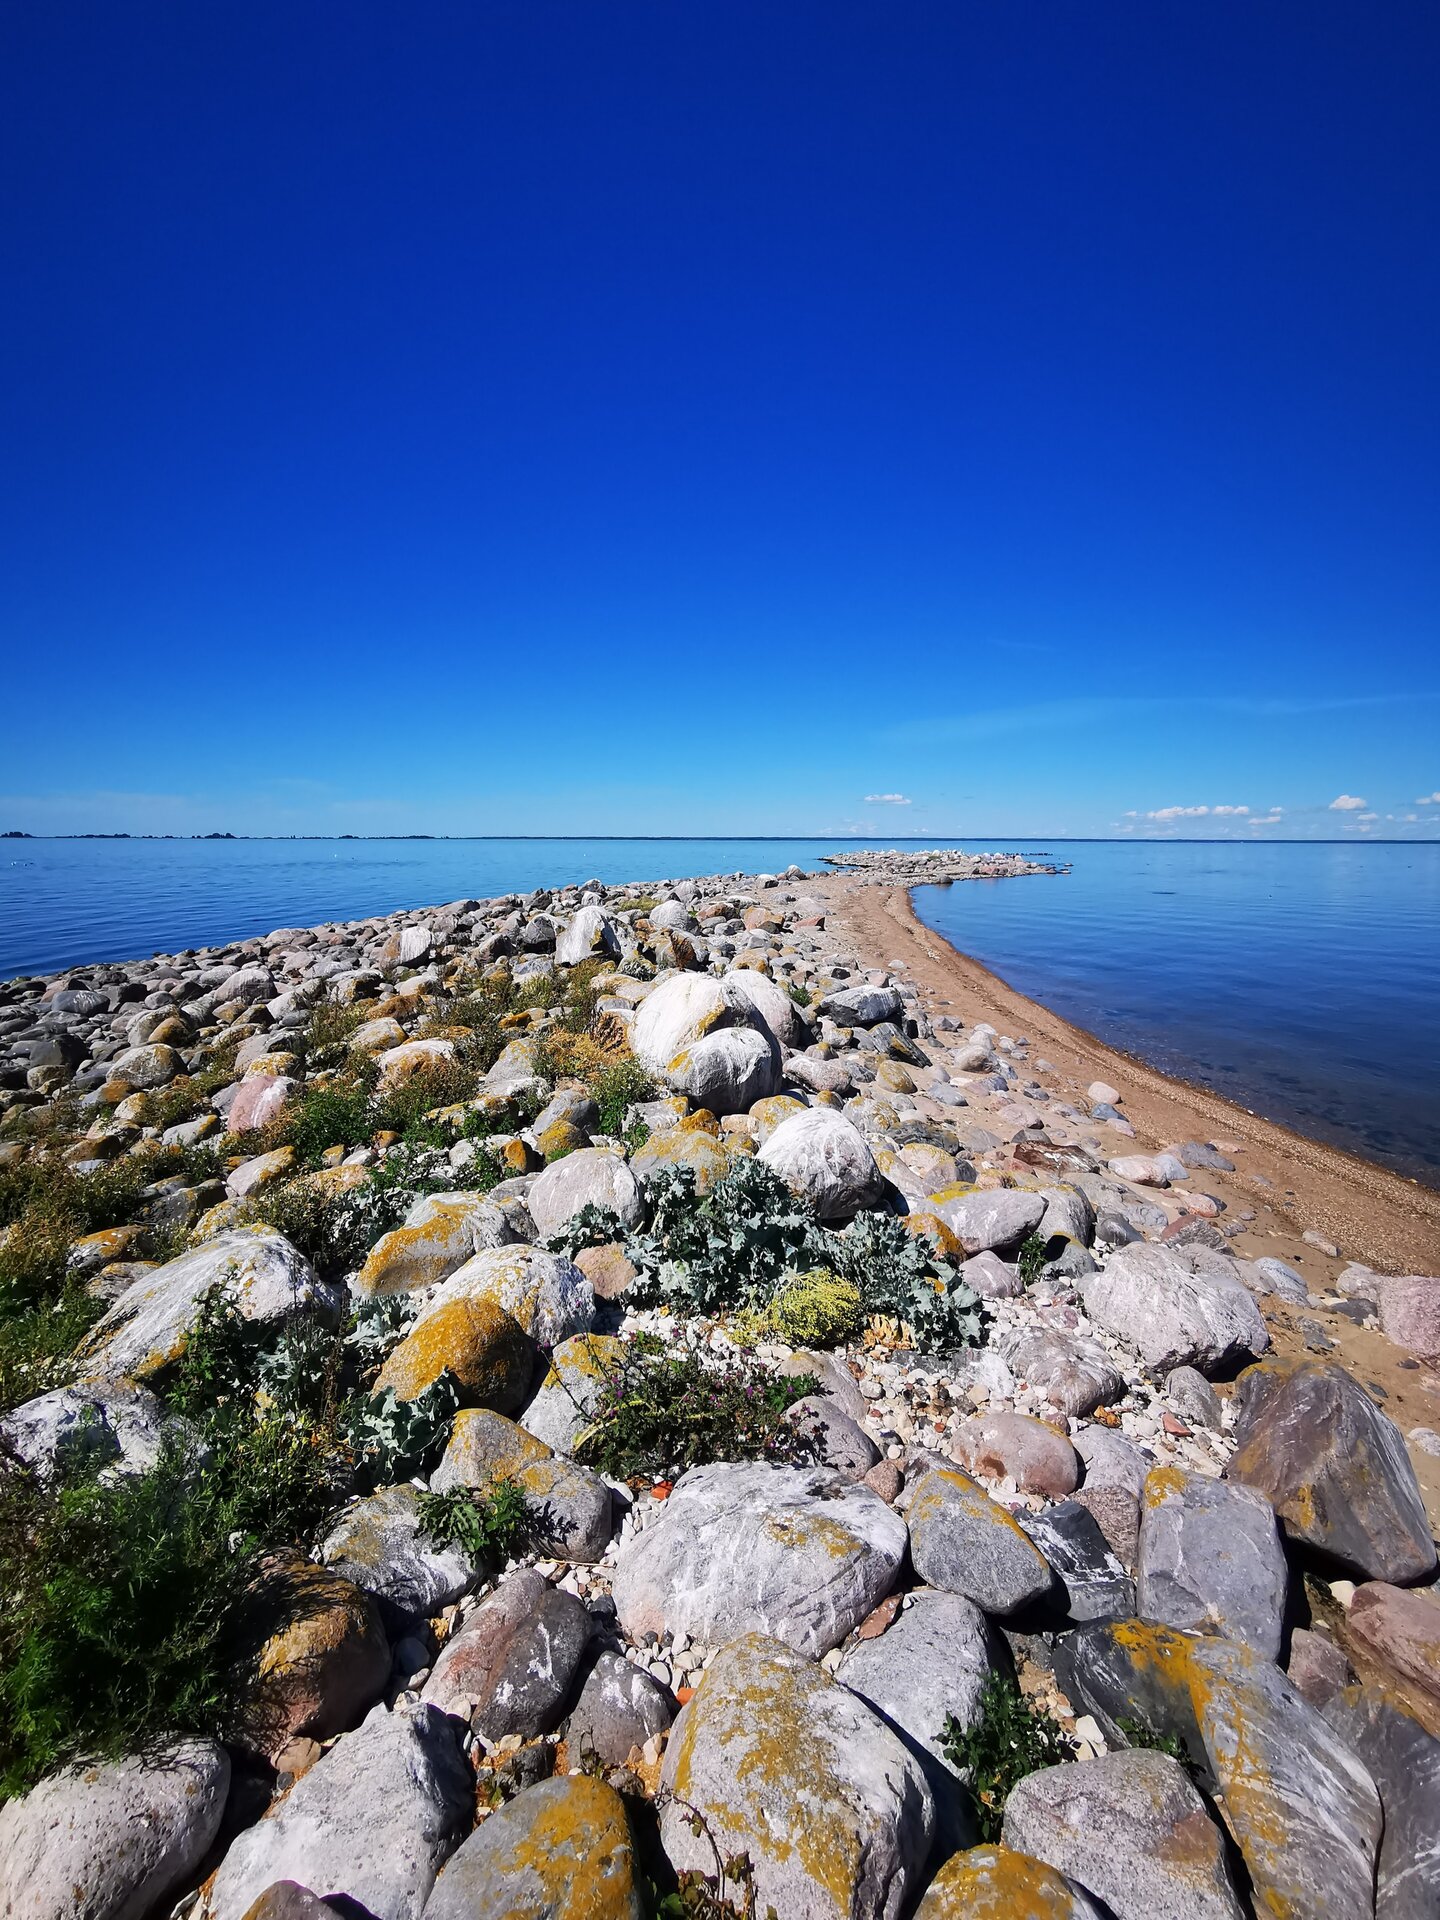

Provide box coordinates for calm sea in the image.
[3,836,1437,1184]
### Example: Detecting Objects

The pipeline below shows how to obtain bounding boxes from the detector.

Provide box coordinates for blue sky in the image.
[2,2,1437,839]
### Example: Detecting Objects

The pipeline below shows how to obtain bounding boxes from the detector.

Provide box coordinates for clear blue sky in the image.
[3,3,1437,839]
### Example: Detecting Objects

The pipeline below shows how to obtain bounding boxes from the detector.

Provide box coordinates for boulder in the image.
[628,1127,731,1191]
[949,1412,1079,1498]
[1137,1464,1288,1659]
[196,1703,471,1920]
[997,1329,1124,1418]
[1021,1501,1135,1623]
[783,1393,882,1479]
[666,1026,778,1115]
[425,1775,642,1920]
[431,1408,614,1561]
[1324,1683,1440,1920]
[661,1633,933,1920]
[723,966,808,1050]
[110,1042,182,1090]
[355,1192,507,1297]
[566,1649,676,1766]
[226,1073,297,1135]
[1224,1358,1437,1583]
[240,1557,390,1762]
[376,1038,456,1092]
[1002,1751,1243,1920]
[612,1462,905,1657]
[555,904,621,965]
[758,1109,886,1220]
[77,1228,341,1384]
[0,1738,229,1920]
[0,1381,180,1483]
[422,1244,596,1348]
[321,1484,489,1617]
[905,1466,1055,1614]
[1375,1273,1440,1365]
[373,1293,534,1411]
[817,984,905,1027]
[520,1332,625,1455]
[631,974,740,1074]
[422,1568,591,1738]
[914,1846,1105,1920]
[935,1189,1046,1257]
[526,1148,643,1241]
[1346,1581,1440,1711]
[1076,1242,1269,1374]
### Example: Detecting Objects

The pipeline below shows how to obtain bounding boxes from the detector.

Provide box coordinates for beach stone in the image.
[1002,1751,1243,1920]
[1035,1186,1096,1248]
[373,1292,534,1410]
[1071,1483,1142,1571]
[1225,1358,1437,1582]
[1347,1581,1440,1711]
[1251,1256,1311,1303]
[1284,1627,1354,1708]
[950,1411,1079,1497]
[1324,1683,1440,1920]
[0,1738,229,1920]
[998,1329,1124,1417]
[914,1845,1105,1920]
[241,1557,390,1762]
[818,984,905,1028]
[197,1702,471,1920]
[526,1148,643,1241]
[785,1393,883,1478]
[555,903,621,965]
[661,1633,933,1920]
[573,1240,639,1299]
[934,1188,1046,1256]
[1108,1154,1172,1187]
[1054,1618,1382,1919]
[520,1331,625,1454]
[758,1108,885,1220]
[77,1227,341,1384]
[0,1380,180,1483]
[566,1649,676,1766]
[906,1465,1055,1614]
[1137,1464,1288,1659]
[110,1042,182,1090]
[423,1243,596,1347]
[425,1775,642,1920]
[959,1249,1023,1298]
[350,1014,407,1052]
[1167,1141,1235,1173]
[1375,1274,1440,1364]
[630,973,735,1070]
[321,1484,488,1617]
[665,1025,778,1114]
[226,1073,297,1135]
[1076,1242,1268,1375]
[356,1191,507,1297]
[628,1127,730,1191]
[1022,1500,1135,1623]
[612,1462,906,1657]
[376,1038,456,1091]
[1163,1365,1222,1429]
[723,965,809,1050]
[430,1409,614,1561]
[422,1568,591,1737]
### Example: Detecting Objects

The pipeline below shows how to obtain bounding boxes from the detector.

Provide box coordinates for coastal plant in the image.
[590,1055,655,1136]
[0,1283,104,1415]
[824,1210,983,1351]
[622,1161,819,1317]
[416,1476,529,1561]
[344,1292,420,1374]
[940,1672,1073,1842]
[572,1331,817,1481]
[280,1079,377,1164]
[1016,1231,1050,1286]
[345,1374,462,1484]
[752,1268,863,1347]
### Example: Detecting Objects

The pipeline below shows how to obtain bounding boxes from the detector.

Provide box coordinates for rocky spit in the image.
[0,855,1437,1920]
[820,847,1069,883]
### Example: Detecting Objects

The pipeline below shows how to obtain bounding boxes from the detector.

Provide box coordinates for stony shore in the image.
[0,850,1437,1920]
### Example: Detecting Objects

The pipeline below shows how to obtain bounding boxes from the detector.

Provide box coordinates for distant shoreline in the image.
[5,833,1436,845]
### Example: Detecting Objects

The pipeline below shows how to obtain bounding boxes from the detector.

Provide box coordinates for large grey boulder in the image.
[320,1484,488,1617]
[817,984,905,1028]
[197,1703,470,1920]
[422,1567,591,1739]
[666,1025,777,1114]
[526,1148,643,1241]
[996,1329,1123,1418]
[520,1332,625,1456]
[424,1243,595,1348]
[935,1190,1046,1257]
[1324,1684,1440,1920]
[555,904,621,966]
[758,1109,886,1220]
[0,1739,229,1920]
[1002,1751,1243,1920]
[612,1462,905,1657]
[566,1650,676,1767]
[722,966,807,1050]
[77,1228,340,1384]
[783,1392,882,1479]
[662,1633,933,1920]
[0,1381,183,1483]
[1137,1464,1288,1659]
[1076,1242,1269,1374]
[1224,1358,1437,1583]
[1021,1501,1135,1623]
[906,1466,1055,1614]
[426,1775,642,1920]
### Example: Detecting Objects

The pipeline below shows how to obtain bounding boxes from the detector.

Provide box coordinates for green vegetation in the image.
[417,1476,529,1561]
[941,1672,1073,1842]
[573,1332,817,1481]
[751,1268,863,1347]
[0,1284,104,1415]
[590,1056,655,1136]
[1016,1231,1051,1286]
[1115,1715,1194,1769]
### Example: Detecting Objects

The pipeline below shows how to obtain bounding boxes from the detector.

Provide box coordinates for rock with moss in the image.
[520,1332,626,1455]
[426,1773,641,1920]
[321,1484,490,1617]
[76,1227,342,1385]
[914,1845,1106,1920]
[425,1243,596,1348]
[0,1738,230,1920]
[375,1292,535,1412]
[628,1126,731,1191]
[905,1465,1055,1615]
[355,1191,512,1298]
[238,1554,391,1763]
[612,1461,905,1658]
[661,1632,933,1920]
[431,1408,614,1562]
[1136,1463,1288,1659]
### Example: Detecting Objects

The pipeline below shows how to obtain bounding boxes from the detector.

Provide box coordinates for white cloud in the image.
[1249,813,1284,827]
[1416,792,1440,805]
[1357,812,1379,822]
[864,793,911,805]
[1142,802,1249,821]
[1329,793,1367,811]
[1210,804,1250,816]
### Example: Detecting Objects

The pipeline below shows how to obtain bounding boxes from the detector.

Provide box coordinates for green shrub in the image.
[623,1161,819,1317]
[417,1477,528,1560]
[826,1211,983,1350]
[759,1269,863,1347]
[280,1080,377,1164]
[1016,1232,1050,1286]
[0,1153,157,1311]
[345,1374,462,1485]
[590,1056,655,1136]
[0,1284,105,1415]
[573,1332,818,1481]
[940,1672,1072,1842]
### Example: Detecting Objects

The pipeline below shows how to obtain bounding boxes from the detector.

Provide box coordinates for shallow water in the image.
[912,841,1440,1186]
[3,835,1436,1184]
